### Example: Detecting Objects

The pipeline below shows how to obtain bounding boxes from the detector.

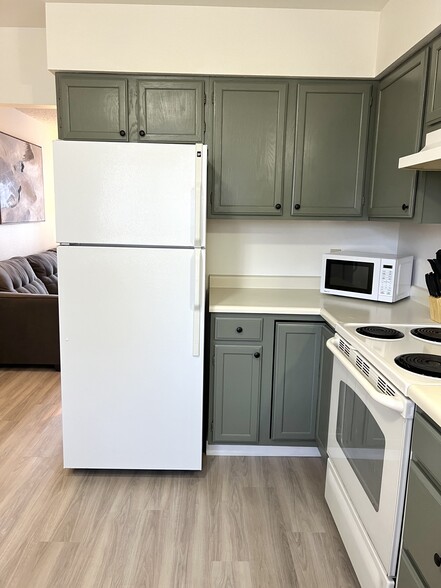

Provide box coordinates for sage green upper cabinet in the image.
[291,82,372,217]
[271,322,321,442]
[426,37,441,125]
[133,79,205,143]
[57,74,128,141]
[369,50,428,219]
[211,79,288,216]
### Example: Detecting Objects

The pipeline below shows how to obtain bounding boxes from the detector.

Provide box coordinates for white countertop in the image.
[208,275,441,426]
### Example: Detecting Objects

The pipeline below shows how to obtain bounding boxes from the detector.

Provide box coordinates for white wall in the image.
[0,28,55,105]
[398,224,441,289]
[0,108,57,260]
[207,219,400,276]
[46,4,379,77]
[376,0,441,74]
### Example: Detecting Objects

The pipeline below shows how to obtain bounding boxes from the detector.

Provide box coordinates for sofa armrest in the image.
[0,293,60,366]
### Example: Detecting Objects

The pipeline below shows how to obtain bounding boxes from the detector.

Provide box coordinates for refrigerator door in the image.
[54,141,206,248]
[58,245,205,470]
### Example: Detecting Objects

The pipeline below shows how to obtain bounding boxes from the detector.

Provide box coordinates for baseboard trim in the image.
[206,444,321,457]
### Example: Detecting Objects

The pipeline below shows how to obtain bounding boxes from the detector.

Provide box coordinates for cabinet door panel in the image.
[212,80,287,215]
[369,50,428,218]
[137,80,204,142]
[426,37,441,125]
[213,344,262,443]
[401,463,441,588]
[57,75,128,141]
[271,323,320,441]
[316,325,334,454]
[292,83,371,216]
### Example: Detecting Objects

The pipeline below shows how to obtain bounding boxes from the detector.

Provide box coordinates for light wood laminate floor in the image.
[0,368,359,588]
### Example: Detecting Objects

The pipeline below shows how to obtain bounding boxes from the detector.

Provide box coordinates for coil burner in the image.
[394,353,441,378]
[355,326,405,340]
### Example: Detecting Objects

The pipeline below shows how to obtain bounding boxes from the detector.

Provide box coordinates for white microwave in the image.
[320,251,413,303]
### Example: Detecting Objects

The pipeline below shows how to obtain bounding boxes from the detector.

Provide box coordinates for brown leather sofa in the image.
[0,249,60,368]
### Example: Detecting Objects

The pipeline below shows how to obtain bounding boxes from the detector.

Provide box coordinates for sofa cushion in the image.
[0,257,49,294]
[27,249,58,294]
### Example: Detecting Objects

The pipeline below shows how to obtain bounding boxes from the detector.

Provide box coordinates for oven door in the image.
[326,339,413,580]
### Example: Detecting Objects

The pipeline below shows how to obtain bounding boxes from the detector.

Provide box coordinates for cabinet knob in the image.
[402,203,409,211]
[139,130,146,137]
[119,130,126,137]
[294,204,301,210]
[254,352,260,359]
[434,553,441,567]
[275,203,282,210]
[236,326,243,333]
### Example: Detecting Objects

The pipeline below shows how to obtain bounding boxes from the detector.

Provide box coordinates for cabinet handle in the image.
[236,327,243,333]
[119,130,126,137]
[402,203,409,211]
[294,204,301,210]
[139,130,146,137]
[254,352,260,359]
[275,203,282,210]
[434,553,441,567]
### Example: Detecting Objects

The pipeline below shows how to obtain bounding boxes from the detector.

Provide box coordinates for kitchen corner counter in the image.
[209,274,441,427]
[208,275,432,328]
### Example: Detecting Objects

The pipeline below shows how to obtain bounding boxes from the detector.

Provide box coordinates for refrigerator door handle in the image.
[194,143,203,248]
[193,249,202,357]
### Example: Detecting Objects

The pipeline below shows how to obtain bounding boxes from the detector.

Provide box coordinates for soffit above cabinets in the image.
[1,0,390,28]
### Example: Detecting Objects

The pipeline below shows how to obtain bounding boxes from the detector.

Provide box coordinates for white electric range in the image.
[325,321,441,588]
[335,323,441,394]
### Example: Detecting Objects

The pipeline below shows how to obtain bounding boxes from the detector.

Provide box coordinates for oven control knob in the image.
[434,553,441,567]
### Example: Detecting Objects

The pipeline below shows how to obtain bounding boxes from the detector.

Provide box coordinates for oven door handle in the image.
[326,337,410,417]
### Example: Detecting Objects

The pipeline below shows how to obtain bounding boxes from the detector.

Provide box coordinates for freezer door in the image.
[54,141,206,247]
[58,245,205,470]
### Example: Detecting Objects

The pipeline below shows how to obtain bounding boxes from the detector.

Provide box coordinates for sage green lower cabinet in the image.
[208,313,325,447]
[397,412,441,588]
[291,82,372,217]
[315,324,334,455]
[369,50,428,219]
[271,322,321,441]
[212,344,262,443]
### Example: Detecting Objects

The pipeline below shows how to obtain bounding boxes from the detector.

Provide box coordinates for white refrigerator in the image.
[53,141,207,470]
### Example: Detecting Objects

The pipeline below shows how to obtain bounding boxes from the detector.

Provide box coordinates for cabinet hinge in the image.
[210,420,214,433]
[212,354,215,366]
[204,93,207,105]
[204,121,206,133]
[212,92,215,105]
[369,95,374,108]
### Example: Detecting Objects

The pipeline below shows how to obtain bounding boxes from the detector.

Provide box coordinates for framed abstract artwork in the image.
[0,131,45,223]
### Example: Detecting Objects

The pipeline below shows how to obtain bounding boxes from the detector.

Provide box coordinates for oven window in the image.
[336,381,385,511]
[325,260,374,294]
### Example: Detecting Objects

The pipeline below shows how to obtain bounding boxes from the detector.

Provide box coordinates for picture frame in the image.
[0,131,45,224]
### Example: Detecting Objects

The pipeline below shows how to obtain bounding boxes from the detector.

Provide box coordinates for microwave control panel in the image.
[379,264,394,297]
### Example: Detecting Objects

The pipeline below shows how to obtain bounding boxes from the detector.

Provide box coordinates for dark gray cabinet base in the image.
[208,313,327,447]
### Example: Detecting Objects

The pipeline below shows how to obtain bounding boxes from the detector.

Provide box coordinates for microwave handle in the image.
[326,337,411,418]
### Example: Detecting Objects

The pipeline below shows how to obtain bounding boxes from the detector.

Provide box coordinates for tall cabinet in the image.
[368,50,428,219]
[210,79,288,216]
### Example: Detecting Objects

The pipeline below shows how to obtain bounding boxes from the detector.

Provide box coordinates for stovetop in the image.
[335,323,441,395]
